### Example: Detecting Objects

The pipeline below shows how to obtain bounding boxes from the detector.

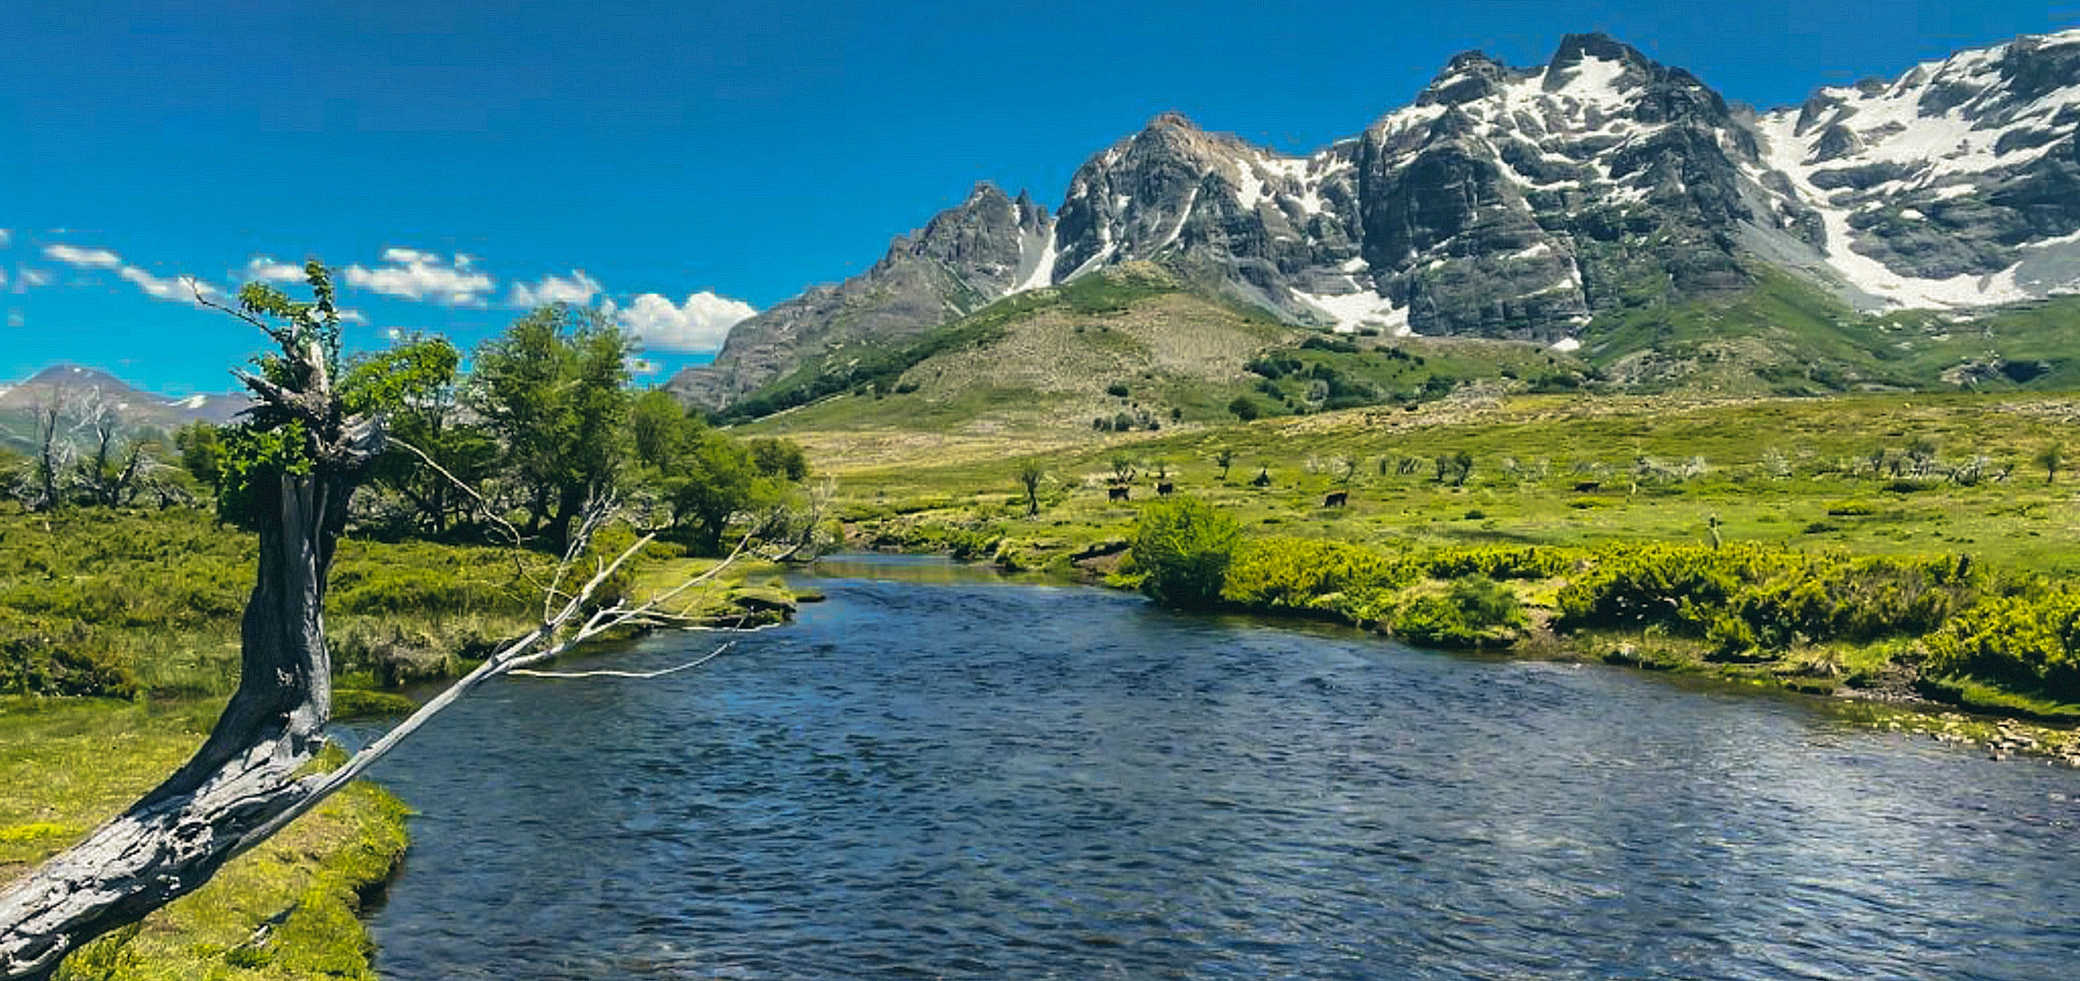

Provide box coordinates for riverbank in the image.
[789,392,2080,762]
[0,698,408,981]
[834,531,2080,766]
[0,506,814,978]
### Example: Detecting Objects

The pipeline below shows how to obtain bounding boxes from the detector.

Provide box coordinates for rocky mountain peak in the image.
[1418,51,1524,106]
[1549,32,1643,64]
[668,28,2080,410]
[1144,110,1199,132]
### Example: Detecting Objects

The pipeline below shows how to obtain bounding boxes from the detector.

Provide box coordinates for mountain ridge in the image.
[669,28,2080,410]
[0,364,252,435]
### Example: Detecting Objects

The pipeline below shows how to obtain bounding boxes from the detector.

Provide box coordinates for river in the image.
[350,557,2080,979]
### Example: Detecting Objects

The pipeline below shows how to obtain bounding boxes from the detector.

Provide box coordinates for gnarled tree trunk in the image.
[0,470,350,980]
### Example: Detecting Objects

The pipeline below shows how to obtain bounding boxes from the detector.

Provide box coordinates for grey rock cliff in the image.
[669,28,2080,408]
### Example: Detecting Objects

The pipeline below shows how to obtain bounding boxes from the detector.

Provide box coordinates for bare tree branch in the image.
[508,641,734,679]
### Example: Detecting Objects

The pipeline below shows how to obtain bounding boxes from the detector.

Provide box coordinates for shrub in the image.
[1228,396,1260,422]
[1222,538,1415,614]
[0,616,137,697]
[1556,543,1977,653]
[1421,546,1576,581]
[1129,497,1242,610]
[1393,576,1527,649]
[1925,583,2080,701]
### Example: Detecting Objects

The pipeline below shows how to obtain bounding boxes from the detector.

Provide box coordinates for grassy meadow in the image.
[2,699,407,981]
[771,389,2080,751]
[0,502,802,979]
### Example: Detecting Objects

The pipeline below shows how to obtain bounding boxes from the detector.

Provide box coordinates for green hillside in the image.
[1583,267,2080,395]
[728,264,1587,442]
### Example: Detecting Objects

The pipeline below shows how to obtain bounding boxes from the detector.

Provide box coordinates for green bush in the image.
[1392,576,1527,649]
[1420,545,1575,581]
[1925,583,2080,701]
[1221,537,1415,615]
[1556,543,1977,656]
[1129,497,1242,610]
[0,615,137,697]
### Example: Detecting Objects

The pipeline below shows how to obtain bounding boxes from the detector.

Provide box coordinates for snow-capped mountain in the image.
[0,364,251,432]
[1753,30,2080,306]
[669,29,2080,408]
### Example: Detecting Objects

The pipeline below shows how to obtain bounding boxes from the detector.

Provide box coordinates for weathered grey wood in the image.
[0,332,376,981]
[0,470,340,980]
[0,324,788,979]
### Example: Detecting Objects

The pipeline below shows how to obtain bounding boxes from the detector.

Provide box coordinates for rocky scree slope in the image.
[670,29,2080,410]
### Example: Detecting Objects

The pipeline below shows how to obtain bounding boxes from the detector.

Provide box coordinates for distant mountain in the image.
[0,364,251,439]
[669,28,2080,410]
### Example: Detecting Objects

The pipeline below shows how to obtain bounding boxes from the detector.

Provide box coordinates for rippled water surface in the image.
[356,560,2080,979]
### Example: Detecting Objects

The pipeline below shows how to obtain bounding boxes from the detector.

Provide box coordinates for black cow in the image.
[1108,486,1131,502]
[1323,490,1349,507]
[1573,481,1601,492]
[1157,481,1175,496]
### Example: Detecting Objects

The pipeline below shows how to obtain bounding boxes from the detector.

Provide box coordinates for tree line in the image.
[8,304,808,557]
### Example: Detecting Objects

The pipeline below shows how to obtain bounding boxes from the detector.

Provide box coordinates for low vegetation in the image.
[2,700,407,981]
[816,389,2080,730]
[4,287,824,978]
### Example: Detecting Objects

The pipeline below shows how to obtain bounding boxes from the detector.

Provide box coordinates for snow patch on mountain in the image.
[1294,288,1411,334]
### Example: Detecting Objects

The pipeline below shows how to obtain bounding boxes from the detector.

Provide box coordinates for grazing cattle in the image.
[1573,481,1601,492]
[1323,490,1349,507]
[1251,469,1272,488]
[1108,485,1131,502]
[1157,481,1175,496]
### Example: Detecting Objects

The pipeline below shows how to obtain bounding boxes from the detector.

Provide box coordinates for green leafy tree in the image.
[1013,458,1046,516]
[1130,496,1242,609]
[174,422,225,491]
[746,437,811,482]
[630,390,789,554]
[352,336,499,537]
[1228,395,1260,421]
[2036,441,2065,483]
[1110,453,1136,484]
[469,305,633,551]
[1214,448,1235,480]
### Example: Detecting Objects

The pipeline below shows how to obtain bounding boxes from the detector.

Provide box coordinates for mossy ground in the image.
[2,698,408,981]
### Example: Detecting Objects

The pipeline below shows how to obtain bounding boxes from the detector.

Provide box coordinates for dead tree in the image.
[74,399,152,508]
[0,269,791,980]
[28,399,66,512]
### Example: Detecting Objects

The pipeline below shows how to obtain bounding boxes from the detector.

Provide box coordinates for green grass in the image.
[1582,266,2080,396]
[1,698,408,981]
[819,392,2080,567]
[805,390,2080,727]
[0,505,582,698]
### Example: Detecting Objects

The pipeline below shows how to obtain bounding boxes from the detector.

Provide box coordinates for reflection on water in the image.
[351,567,2080,980]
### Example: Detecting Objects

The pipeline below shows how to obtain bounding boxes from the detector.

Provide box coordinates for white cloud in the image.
[45,244,123,269]
[0,229,11,248]
[509,269,602,308]
[6,310,21,328]
[245,256,306,283]
[13,267,50,293]
[606,290,758,353]
[345,248,494,305]
[0,268,6,287]
[338,308,369,325]
[119,266,220,304]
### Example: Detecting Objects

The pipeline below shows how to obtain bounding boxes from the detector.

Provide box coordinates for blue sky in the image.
[1,0,2074,394]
